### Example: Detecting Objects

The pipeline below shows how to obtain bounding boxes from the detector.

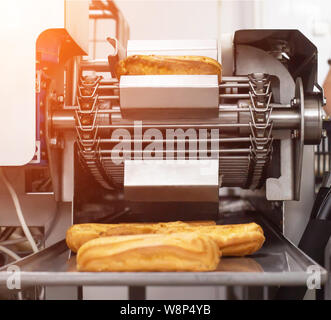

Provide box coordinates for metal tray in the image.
[0,214,327,287]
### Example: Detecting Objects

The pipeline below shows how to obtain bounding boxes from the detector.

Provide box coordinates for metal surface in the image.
[304,96,323,145]
[235,44,295,104]
[266,79,304,201]
[120,75,219,119]
[0,214,327,287]
[321,172,331,188]
[52,108,301,131]
[266,138,294,200]
[294,78,305,201]
[124,159,219,202]
[124,159,219,216]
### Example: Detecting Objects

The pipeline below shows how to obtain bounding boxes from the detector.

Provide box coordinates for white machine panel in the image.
[0,0,88,166]
[127,39,218,60]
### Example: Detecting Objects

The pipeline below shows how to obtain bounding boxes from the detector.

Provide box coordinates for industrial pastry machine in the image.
[50,33,323,222]
[0,0,329,300]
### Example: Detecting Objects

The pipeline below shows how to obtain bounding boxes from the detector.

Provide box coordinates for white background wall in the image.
[113,0,331,82]
[117,0,220,40]
[260,0,331,84]
[91,0,331,82]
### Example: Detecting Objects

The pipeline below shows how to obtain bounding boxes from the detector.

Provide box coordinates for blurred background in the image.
[90,0,331,84]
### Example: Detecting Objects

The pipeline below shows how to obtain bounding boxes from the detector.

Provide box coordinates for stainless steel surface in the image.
[245,73,274,189]
[100,149,251,155]
[303,96,323,145]
[100,79,119,85]
[321,172,331,188]
[46,80,63,202]
[222,76,249,82]
[120,75,220,119]
[78,123,251,129]
[269,110,300,128]
[266,78,305,201]
[219,83,250,89]
[266,138,295,200]
[235,44,295,104]
[52,109,301,131]
[79,137,253,144]
[0,214,327,287]
[97,156,252,188]
[124,159,219,202]
[220,94,250,99]
[294,78,305,201]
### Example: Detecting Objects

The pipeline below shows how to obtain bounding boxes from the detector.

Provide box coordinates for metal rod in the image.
[220,163,249,166]
[98,148,250,155]
[219,108,250,112]
[97,110,118,114]
[96,156,249,161]
[270,110,300,128]
[52,109,300,130]
[80,60,109,72]
[219,83,250,88]
[220,94,250,99]
[218,104,290,112]
[98,85,118,90]
[220,163,249,165]
[81,137,253,144]
[78,123,249,130]
[99,96,119,100]
[222,76,249,82]
[220,156,249,160]
[100,79,119,85]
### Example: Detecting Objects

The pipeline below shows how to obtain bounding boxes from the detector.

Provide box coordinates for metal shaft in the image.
[52,108,300,130]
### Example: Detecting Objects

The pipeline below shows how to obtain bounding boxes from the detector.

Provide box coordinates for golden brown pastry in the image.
[116,55,222,82]
[207,223,265,257]
[159,223,265,257]
[66,223,155,253]
[76,233,220,272]
[66,221,215,253]
[67,221,264,257]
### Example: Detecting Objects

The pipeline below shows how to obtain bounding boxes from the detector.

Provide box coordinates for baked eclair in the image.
[76,233,220,272]
[66,221,215,253]
[159,223,265,257]
[66,223,156,253]
[116,55,222,82]
[67,222,265,256]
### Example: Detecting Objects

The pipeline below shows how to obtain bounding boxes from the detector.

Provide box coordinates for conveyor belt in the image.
[0,214,327,288]
[74,74,275,191]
